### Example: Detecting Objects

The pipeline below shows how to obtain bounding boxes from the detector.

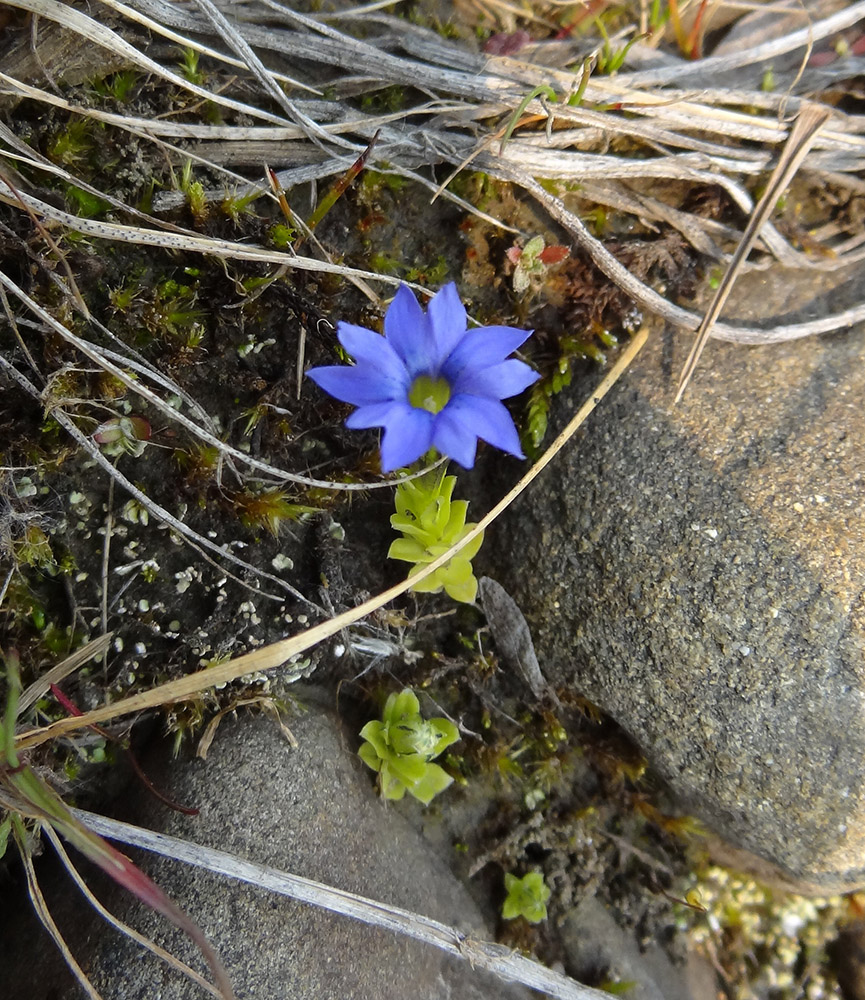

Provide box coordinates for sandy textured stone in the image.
[498,304,865,891]
[4,706,532,1000]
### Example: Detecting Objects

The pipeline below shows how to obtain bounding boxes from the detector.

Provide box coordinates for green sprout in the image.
[358,689,460,804]
[593,21,644,75]
[506,235,569,295]
[179,46,204,86]
[388,470,484,603]
[180,160,208,223]
[502,871,551,923]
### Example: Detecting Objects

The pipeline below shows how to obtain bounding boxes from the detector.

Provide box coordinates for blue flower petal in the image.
[345,400,406,429]
[309,283,537,470]
[427,282,468,361]
[438,395,524,461]
[452,359,540,399]
[430,408,478,468]
[380,407,435,471]
[384,285,434,375]
[307,365,403,406]
[337,323,410,385]
[441,326,534,383]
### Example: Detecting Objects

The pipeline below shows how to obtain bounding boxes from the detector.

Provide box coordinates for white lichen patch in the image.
[681,865,851,1000]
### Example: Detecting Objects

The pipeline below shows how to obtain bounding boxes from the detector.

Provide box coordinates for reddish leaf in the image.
[538,245,570,265]
[483,31,531,56]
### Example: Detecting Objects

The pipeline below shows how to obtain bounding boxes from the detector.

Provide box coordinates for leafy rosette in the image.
[388,471,483,603]
[358,689,460,804]
[502,871,551,923]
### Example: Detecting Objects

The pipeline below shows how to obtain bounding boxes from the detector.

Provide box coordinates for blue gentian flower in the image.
[307,283,539,472]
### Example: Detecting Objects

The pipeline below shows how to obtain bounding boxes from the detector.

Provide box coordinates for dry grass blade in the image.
[4,0,294,126]
[74,808,612,1000]
[17,633,115,716]
[43,825,223,999]
[624,1,865,85]
[512,169,865,345]
[13,329,649,751]
[16,825,105,1000]
[95,0,319,93]
[674,102,833,402]
[189,0,349,150]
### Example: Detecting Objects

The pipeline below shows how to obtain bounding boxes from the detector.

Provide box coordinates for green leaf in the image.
[409,762,454,804]
[0,815,11,860]
[388,537,431,564]
[379,763,409,800]
[429,718,460,756]
[358,741,383,774]
[386,689,420,721]
[359,720,389,760]
[444,570,478,604]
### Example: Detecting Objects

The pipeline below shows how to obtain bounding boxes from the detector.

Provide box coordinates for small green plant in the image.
[593,22,644,75]
[180,160,208,223]
[388,470,484,604]
[506,235,569,295]
[502,871,551,923]
[268,223,296,248]
[179,46,204,86]
[231,488,318,537]
[358,689,459,804]
[91,70,139,103]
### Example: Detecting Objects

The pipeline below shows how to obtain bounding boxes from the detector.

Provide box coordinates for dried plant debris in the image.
[479,576,549,702]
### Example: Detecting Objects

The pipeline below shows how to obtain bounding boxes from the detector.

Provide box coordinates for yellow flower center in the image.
[408,374,451,414]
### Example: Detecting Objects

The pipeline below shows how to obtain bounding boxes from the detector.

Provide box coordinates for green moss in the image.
[65,185,110,219]
[361,168,407,194]
[231,488,319,537]
[405,254,448,286]
[90,70,139,103]
[220,189,259,223]
[178,46,204,86]
[369,252,402,274]
[179,161,208,223]
[48,119,97,169]
[269,223,296,248]
[360,86,406,114]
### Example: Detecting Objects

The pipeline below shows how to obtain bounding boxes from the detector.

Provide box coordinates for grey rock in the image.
[10,705,533,1000]
[498,312,865,892]
[561,897,717,1000]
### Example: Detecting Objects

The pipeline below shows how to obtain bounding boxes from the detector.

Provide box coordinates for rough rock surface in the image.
[497,295,865,891]
[8,704,533,1000]
[562,896,717,1000]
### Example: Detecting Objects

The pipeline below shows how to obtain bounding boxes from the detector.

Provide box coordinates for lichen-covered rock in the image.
[499,314,865,892]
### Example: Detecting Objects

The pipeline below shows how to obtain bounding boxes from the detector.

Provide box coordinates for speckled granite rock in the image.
[8,706,532,1000]
[498,310,865,892]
